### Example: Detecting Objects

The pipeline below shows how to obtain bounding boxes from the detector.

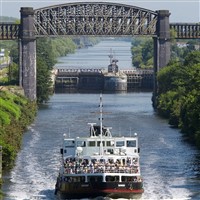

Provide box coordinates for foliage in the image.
[0,90,37,169]
[0,110,11,125]
[9,43,18,64]
[0,98,21,121]
[36,56,53,103]
[157,51,200,147]
[5,37,77,103]
[131,37,153,68]
[131,37,199,69]
[170,39,199,62]
[3,36,99,104]
[36,37,77,103]
[51,37,77,58]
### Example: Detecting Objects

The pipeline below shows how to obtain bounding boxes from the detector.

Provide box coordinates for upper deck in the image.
[60,133,141,177]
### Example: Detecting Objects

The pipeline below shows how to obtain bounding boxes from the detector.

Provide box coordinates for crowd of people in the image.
[63,157,139,174]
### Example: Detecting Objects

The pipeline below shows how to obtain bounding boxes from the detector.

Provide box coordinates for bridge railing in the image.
[170,23,200,39]
[0,23,20,40]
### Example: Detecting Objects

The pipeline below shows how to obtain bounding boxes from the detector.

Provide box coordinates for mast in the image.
[99,93,103,155]
[108,48,113,64]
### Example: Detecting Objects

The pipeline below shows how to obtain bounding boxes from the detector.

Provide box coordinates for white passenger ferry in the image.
[55,95,144,199]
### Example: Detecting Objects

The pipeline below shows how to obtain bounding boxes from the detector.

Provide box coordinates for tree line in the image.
[131,37,198,68]
[131,36,200,148]
[157,51,200,147]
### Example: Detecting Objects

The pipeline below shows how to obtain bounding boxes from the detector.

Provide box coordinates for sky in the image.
[0,0,199,23]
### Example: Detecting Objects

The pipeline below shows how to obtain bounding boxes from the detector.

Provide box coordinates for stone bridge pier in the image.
[153,10,171,107]
[20,7,36,100]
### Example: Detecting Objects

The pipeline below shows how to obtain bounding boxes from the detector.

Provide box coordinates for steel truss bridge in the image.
[0,2,199,101]
[0,2,199,39]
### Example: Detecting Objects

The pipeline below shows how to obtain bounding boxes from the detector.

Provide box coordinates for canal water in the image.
[55,39,133,69]
[2,39,200,200]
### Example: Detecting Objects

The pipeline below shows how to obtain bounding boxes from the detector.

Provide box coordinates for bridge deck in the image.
[1,23,199,40]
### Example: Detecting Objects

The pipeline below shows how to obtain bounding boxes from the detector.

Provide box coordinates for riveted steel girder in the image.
[33,2,158,36]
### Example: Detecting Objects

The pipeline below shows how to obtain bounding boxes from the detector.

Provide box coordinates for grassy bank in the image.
[0,87,37,192]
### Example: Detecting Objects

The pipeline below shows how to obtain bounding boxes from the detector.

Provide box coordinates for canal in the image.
[2,39,200,200]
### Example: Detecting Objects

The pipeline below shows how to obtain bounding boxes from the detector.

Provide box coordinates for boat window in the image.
[107,149,114,154]
[88,141,95,147]
[88,176,103,182]
[127,140,136,147]
[106,141,114,147]
[116,141,125,147]
[64,140,75,147]
[122,176,137,182]
[106,176,119,182]
[77,141,86,147]
[97,141,105,146]
[64,176,85,182]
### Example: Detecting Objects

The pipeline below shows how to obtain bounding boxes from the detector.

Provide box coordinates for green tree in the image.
[157,51,200,147]
[36,38,56,70]
[36,38,56,103]
[184,51,200,66]
[131,37,153,68]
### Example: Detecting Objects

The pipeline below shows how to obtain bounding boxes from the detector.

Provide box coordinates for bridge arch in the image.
[18,2,170,100]
[33,2,158,36]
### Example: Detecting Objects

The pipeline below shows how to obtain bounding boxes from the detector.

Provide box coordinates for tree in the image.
[36,38,56,70]
[157,51,200,148]
[131,37,153,68]
[184,51,200,66]
[36,57,52,103]
[36,38,56,103]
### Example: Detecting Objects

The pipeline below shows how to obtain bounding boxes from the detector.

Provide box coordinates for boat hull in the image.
[55,181,144,199]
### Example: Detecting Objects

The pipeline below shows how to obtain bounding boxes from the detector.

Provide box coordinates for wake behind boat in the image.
[55,95,144,199]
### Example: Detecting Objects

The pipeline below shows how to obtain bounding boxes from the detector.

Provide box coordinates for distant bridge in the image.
[0,2,199,101]
[170,23,200,39]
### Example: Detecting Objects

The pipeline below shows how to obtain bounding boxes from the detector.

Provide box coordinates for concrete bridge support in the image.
[153,10,171,107]
[20,7,36,100]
